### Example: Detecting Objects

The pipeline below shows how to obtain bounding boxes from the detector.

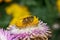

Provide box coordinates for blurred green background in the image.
[0,0,60,40]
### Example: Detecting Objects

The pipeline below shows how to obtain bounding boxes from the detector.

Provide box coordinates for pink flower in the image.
[8,21,51,40]
[0,29,15,40]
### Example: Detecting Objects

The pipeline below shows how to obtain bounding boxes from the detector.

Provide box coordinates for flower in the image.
[5,3,31,26]
[8,21,51,40]
[5,2,51,40]
[0,29,15,40]
[5,3,39,29]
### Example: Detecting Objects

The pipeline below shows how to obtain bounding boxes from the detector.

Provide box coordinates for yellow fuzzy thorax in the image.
[6,3,39,28]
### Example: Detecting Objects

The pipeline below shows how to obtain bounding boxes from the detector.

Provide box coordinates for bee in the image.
[21,16,39,27]
[23,16,34,24]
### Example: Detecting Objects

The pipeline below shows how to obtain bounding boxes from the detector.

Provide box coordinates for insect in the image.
[23,16,34,24]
